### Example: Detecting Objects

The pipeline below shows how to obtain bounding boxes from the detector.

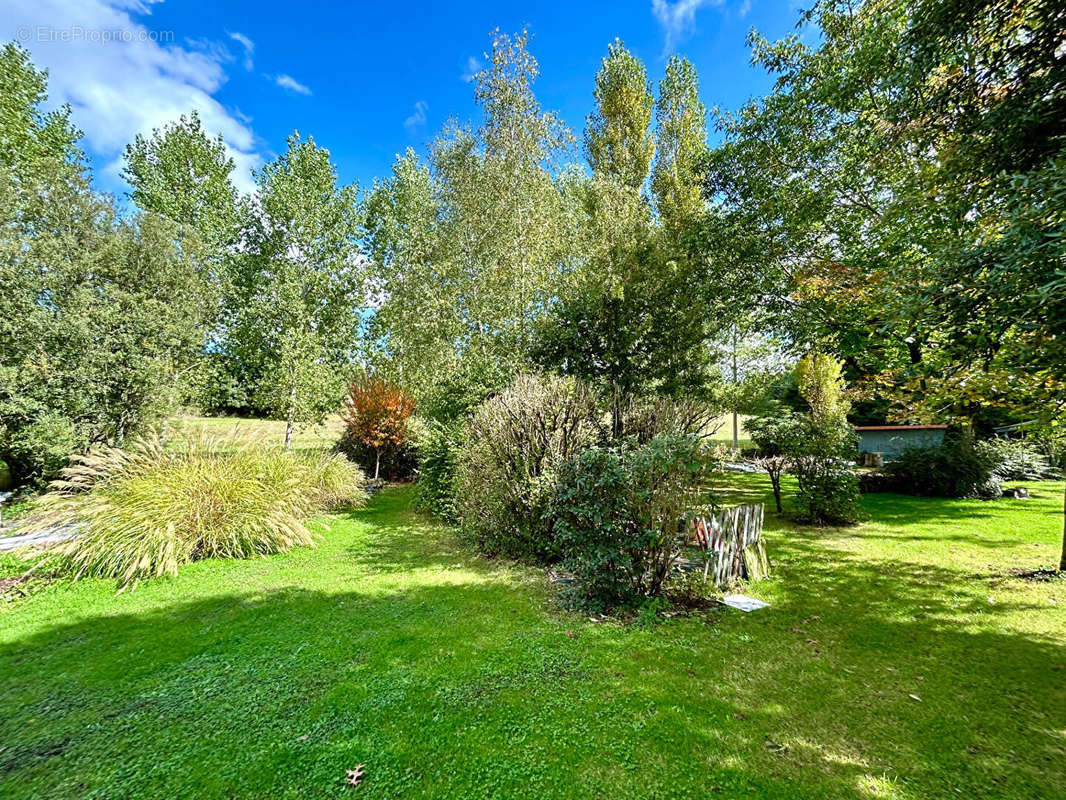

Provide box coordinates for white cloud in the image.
[275,73,311,95]
[228,31,254,70]
[651,0,725,52]
[404,100,427,131]
[461,55,481,83]
[2,0,263,194]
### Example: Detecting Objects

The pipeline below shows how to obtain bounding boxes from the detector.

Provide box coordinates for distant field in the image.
[709,414,752,450]
[172,413,751,452]
[169,415,345,452]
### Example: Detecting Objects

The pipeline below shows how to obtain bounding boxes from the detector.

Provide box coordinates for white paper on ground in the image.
[721,594,769,612]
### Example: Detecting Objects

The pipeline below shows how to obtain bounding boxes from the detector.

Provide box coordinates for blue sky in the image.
[2,0,808,198]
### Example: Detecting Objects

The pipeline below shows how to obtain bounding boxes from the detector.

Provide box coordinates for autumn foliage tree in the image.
[342,378,415,480]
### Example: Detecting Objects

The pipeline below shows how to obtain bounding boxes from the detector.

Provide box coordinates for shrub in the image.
[886,429,1002,499]
[792,457,863,524]
[621,396,721,443]
[25,435,367,590]
[341,378,416,480]
[0,412,85,486]
[976,438,1056,480]
[414,419,464,522]
[335,429,417,481]
[455,374,601,561]
[549,434,711,610]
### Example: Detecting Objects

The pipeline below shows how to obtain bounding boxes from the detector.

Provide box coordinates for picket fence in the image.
[685,503,767,587]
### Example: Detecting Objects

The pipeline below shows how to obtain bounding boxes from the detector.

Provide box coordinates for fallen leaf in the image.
[296,734,309,741]
[346,765,365,787]
[909,694,922,702]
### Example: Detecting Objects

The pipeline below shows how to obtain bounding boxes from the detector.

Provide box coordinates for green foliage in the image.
[364,31,572,390]
[413,419,464,521]
[746,407,809,513]
[533,209,716,438]
[549,433,710,610]
[651,55,708,233]
[978,438,1057,481]
[0,46,212,482]
[123,111,238,255]
[791,457,863,525]
[455,374,600,561]
[886,430,1003,499]
[585,39,654,190]
[705,0,1066,423]
[25,435,367,590]
[229,134,363,446]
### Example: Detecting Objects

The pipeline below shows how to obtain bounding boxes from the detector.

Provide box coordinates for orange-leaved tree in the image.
[342,378,415,480]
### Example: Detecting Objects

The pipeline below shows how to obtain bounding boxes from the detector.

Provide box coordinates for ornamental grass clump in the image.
[25,434,367,590]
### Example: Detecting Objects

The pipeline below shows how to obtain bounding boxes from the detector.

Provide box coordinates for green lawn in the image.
[2,476,1065,799]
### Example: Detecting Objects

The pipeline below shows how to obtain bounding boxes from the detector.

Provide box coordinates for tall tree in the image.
[651,55,708,232]
[585,40,655,191]
[0,45,202,481]
[233,134,363,448]
[534,48,718,438]
[705,0,1066,562]
[122,112,239,429]
[364,30,573,401]
[123,112,238,258]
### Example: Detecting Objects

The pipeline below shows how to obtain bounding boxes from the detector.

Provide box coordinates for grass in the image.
[169,414,346,453]
[1,475,1065,799]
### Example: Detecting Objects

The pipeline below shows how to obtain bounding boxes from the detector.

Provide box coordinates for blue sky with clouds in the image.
[2,0,808,198]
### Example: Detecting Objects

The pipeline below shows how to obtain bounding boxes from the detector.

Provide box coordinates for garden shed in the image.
[854,424,947,462]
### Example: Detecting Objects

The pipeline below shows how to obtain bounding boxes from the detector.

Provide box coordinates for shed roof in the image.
[853,425,948,431]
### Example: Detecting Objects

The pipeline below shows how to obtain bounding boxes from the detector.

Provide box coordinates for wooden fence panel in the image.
[686,503,766,587]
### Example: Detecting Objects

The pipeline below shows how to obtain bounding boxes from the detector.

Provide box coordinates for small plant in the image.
[977,438,1056,481]
[24,434,367,590]
[746,408,807,513]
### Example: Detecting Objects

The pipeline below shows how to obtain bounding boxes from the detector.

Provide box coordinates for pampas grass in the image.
[25,433,368,590]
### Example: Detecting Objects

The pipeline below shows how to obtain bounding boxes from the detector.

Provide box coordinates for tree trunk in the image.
[1060,475,1066,572]
[731,326,739,450]
[374,448,381,481]
[284,385,297,451]
[770,470,783,514]
[610,385,623,441]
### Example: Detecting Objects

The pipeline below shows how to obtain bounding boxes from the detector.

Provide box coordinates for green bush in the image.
[886,430,1002,499]
[792,457,863,525]
[549,434,710,610]
[0,413,86,486]
[976,438,1056,480]
[455,374,601,562]
[25,435,367,590]
[413,420,464,522]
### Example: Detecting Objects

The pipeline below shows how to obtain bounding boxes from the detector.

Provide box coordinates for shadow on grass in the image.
[1,486,1064,799]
